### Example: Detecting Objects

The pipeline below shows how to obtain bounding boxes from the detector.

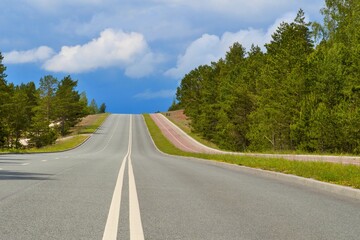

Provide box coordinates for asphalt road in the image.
[0,114,359,240]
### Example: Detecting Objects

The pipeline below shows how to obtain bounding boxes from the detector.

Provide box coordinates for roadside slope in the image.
[0,113,109,154]
[152,113,360,166]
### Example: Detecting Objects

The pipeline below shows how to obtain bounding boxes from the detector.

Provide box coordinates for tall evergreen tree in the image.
[176,66,210,134]
[215,43,247,150]
[89,99,99,114]
[29,90,57,148]
[7,83,38,148]
[39,75,58,122]
[79,91,90,115]
[248,10,314,151]
[196,63,221,141]
[99,103,106,113]
[308,0,360,153]
[174,5,360,154]
[54,76,85,136]
[0,52,9,147]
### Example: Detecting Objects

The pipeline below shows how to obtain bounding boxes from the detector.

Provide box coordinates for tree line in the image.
[175,1,360,154]
[0,57,106,149]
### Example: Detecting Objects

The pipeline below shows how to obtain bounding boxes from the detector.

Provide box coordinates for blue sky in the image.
[1,0,324,113]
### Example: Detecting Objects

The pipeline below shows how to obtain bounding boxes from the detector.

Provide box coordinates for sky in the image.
[1,0,325,114]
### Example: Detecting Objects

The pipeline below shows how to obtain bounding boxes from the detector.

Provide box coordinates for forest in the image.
[0,59,105,149]
[174,1,360,153]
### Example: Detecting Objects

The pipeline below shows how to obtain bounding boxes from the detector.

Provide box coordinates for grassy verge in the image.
[162,112,221,150]
[2,113,109,154]
[27,135,89,153]
[30,113,109,153]
[144,114,360,189]
[76,113,109,134]
[163,112,360,157]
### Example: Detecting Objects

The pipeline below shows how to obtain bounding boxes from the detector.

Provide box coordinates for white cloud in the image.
[43,28,159,77]
[3,46,54,64]
[166,12,296,79]
[134,89,176,100]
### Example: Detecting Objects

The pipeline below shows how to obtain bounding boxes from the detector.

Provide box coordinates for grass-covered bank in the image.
[28,135,90,153]
[163,110,360,157]
[162,110,220,150]
[1,113,109,154]
[71,113,109,135]
[29,113,109,153]
[144,114,360,189]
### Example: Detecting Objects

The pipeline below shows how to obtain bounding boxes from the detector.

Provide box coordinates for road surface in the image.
[0,114,359,239]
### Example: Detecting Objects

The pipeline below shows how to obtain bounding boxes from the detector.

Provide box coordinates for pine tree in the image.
[248,10,314,151]
[54,76,84,136]
[0,52,10,147]
[79,91,90,115]
[99,103,106,113]
[176,66,208,134]
[89,99,99,114]
[8,83,38,148]
[215,43,247,150]
[39,75,58,122]
[175,5,360,154]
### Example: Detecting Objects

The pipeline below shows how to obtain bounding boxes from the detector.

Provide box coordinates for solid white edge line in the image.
[102,115,131,240]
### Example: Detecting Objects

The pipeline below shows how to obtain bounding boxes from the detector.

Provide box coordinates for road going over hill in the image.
[0,114,359,239]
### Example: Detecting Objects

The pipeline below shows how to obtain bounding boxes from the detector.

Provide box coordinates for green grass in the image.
[145,114,188,156]
[162,113,221,150]
[30,113,109,153]
[144,114,360,189]
[1,113,109,154]
[77,113,109,134]
[27,135,89,153]
[163,112,360,157]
